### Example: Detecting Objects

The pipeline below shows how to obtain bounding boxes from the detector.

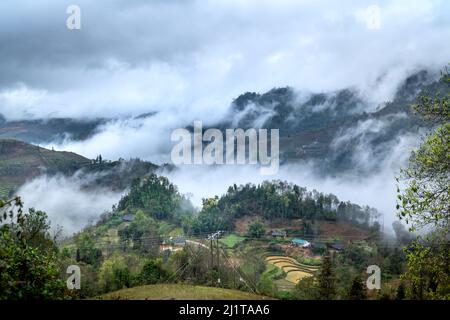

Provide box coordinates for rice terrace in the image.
[266,256,319,284]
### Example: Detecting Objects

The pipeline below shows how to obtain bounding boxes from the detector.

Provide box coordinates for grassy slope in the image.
[98,284,272,300]
[220,234,246,248]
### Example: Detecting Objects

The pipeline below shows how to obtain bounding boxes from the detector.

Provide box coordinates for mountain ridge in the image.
[0,138,159,199]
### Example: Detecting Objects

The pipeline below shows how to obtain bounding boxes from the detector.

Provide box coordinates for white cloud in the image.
[17,174,123,235]
[0,0,448,121]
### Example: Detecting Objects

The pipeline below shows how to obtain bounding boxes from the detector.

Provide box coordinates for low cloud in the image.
[17,174,123,235]
[0,0,449,121]
[165,129,421,231]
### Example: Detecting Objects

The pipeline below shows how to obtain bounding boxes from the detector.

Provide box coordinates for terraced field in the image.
[266,255,319,285]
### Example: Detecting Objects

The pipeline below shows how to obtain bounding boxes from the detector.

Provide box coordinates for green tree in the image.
[139,259,167,285]
[192,197,233,233]
[0,198,65,300]
[247,221,266,238]
[347,275,367,300]
[75,233,102,266]
[294,276,319,300]
[258,273,276,296]
[396,281,406,300]
[397,69,449,300]
[119,210,160,254]
[317,252,336,300]
[117,174,187,220]
[98,255,130,292]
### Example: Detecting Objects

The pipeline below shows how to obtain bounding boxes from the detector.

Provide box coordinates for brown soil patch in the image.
[318,221,369,239]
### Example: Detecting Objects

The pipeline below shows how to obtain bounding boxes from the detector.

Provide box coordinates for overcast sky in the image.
[0,0,449,122]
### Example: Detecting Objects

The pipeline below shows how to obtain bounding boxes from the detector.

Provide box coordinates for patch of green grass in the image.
[157,222,181,236]
[274,278,296,293]
[296,256,322,267]
[168,227,184,237]
[219,234,246,248]
[98,284,273,300]
[264,263,286,280]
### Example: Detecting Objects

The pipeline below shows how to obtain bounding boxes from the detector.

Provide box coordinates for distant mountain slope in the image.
[0,138,159,199]
[213,70,445,173]
[0,70,445,176]
[0,138,90,198]
[0,117,105,143]
[225,70,434,132]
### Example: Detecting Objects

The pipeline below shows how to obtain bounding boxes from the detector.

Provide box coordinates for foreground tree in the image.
[317,252,336,299]
[397,69,450,299]
[98,254,130,292]
[347,275,367,300]
[294,276,319,300]
[139,259,167,285]
[0,198,65,300]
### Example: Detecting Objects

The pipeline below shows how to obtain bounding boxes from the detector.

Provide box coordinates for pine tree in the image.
[318,251,336,299]
[396,281,406,300]
[348,275,367,300]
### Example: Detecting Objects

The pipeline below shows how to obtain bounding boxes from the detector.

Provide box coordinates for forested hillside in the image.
[190,181,381,234]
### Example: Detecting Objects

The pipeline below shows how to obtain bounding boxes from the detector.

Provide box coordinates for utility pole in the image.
[216,237,219,267]
[216,236,220,285]
[208,231,223,286]
[210,237,214,270]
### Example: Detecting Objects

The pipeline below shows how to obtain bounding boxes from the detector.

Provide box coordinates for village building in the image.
[291,238,311,248]
[271,230,287,238]
[171,236,187,246]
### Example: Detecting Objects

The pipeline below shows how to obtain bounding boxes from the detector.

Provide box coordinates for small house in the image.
[329,242,344,251]
[291,238,311,248]
[171,236,186,247]
[271,230,287,238]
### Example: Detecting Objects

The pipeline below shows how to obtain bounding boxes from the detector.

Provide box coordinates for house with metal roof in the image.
[171,236,186,246]
[271,230,287,238]
[291,238,311,248]
[329,242,345,251]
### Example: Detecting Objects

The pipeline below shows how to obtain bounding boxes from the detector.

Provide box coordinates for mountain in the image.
[0,138,159,199]
[225,70,434,132]
[0,138,90,198]
[0,70,443,176]
[0,117,105,144]
[212,70,443,173]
